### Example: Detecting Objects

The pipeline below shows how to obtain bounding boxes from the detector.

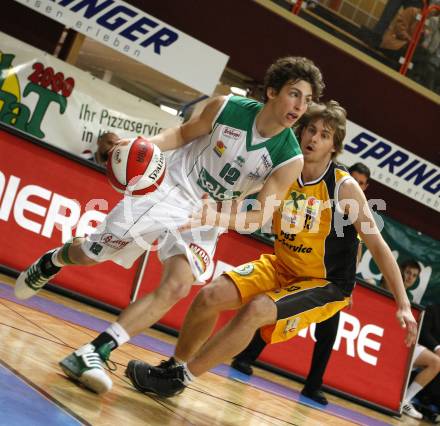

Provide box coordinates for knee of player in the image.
[241,295,276,327]
[194,284,224,311]
[433,353,440,373]
[159,278,192,301]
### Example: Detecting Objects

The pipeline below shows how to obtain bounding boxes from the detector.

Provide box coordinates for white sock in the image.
[105,322,130,347]
[405,381,423,402]
[181,362,195,385]
[51,248,63,267]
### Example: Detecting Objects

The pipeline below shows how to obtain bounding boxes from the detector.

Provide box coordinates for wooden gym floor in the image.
[0,275,428,425]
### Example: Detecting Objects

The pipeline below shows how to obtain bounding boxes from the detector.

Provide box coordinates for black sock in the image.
[91,332,118,351]
[234,331,267,363]
[39,251,61,276]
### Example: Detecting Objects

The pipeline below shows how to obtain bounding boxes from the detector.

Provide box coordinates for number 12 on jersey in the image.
[219,163,240,185]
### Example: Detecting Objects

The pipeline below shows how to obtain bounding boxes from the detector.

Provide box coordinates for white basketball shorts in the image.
[81,174,224,283]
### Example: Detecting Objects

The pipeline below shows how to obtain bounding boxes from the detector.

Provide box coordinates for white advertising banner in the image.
[341,121,440,213]
[13,0,229,95]
[0,32,181,159]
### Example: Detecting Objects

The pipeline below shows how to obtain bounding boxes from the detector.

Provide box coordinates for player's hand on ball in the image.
[106,136,165,196]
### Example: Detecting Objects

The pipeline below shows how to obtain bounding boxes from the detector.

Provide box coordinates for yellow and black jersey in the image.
[272,161,359,295]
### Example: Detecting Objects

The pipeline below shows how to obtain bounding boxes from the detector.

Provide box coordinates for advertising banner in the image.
[0,32,181,159]
[357,214,440,305]
[0,129,138,307]
[263,284,421,412]
[340,120,440,213]
[0,127,419,413]
[13,0,229,95]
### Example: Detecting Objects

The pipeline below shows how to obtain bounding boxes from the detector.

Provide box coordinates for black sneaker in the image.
[156,357,178,369]
[301,387,328,405]
[126,360,185,397]
[231,358,253,375]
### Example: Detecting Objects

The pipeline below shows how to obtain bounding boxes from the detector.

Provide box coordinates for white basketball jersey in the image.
[166,95,303,203]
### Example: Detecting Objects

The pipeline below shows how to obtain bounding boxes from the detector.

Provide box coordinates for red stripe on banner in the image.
[0,129,139,308]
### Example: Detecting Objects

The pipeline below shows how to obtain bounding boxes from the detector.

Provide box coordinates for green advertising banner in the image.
[356,214,440,306]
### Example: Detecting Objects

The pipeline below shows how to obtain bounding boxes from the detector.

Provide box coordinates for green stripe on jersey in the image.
[216,96,301,168]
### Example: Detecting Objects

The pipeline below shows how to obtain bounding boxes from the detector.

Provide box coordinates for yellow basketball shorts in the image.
[226,254,350,344]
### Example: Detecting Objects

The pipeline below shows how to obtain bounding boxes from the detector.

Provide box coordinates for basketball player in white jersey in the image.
[15,56,324,394]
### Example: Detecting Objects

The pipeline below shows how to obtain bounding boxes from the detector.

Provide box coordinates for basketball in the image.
[106,136,166,196]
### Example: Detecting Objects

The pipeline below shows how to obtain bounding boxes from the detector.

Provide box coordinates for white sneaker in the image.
[59,343,113,394]
[402,401,423,419]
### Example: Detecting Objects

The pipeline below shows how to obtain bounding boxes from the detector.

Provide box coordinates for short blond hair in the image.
[295,100,347,158]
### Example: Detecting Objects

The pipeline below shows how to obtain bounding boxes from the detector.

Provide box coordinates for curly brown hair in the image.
[295,100,347,158]
[263,56,325,103]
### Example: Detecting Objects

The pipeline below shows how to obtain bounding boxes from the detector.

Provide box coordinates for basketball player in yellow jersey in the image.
[125,101,418,397]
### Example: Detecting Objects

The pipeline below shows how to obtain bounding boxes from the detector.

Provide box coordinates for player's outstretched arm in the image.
[149,96,227,152]
[236,158,304,231]
[185,158,304,233]
[339,179,417,346]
